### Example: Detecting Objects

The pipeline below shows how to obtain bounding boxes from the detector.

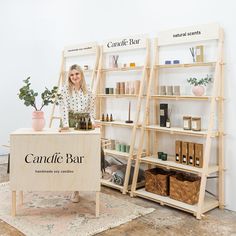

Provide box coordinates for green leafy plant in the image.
[187,75,212,86]
[18,77,62,111]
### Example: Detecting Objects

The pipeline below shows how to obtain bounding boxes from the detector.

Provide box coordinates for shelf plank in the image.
[151,95,211,101]
[64,69,95,74]
[97,94,140,98]
[101,179,145,192]
[96,120,139,128]
[104,148,145,159]
[83,69,95,73]
[134,188,219,214]
[141,155,219,174]
[104,149,131,159]
[101,179,124,191]
[101,66,145,72]
[145,125,218,137]
[156,62,216,69]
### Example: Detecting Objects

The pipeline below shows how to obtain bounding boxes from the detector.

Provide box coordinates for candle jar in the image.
[161,153,168,161]
[183,116,191,130]
[166,86,173,95]
[158,152,163,159]
[159,86,166,95]
[109,88,114,94]
[126,145,130,153]
[110,139,116,150]
[130,62,136,67]
[120,143,126,152]
[120,82,125,94]
[191,117,201,131]
[173,86,180,96]
[116,82,120,94]
[115,141,121,151]
[83,65,89,70]
[105,88,110,94]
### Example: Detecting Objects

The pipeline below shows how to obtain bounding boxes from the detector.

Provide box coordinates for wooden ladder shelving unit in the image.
[49,42,100,127]
[131,23,224,219]
[96,35,150,194]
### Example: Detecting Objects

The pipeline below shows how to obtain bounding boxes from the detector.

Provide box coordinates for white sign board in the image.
[103,35,148,53]
[64,42,97,57]
[157,23,220,46]
[10,128,101,191]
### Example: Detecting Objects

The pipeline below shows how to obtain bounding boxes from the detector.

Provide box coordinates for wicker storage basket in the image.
[145,167,174,196]
[169,173,201,205]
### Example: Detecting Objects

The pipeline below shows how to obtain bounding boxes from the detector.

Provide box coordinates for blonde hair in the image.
[68,64,87,95]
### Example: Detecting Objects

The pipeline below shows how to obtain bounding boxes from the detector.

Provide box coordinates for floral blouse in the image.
[59,85,95,127]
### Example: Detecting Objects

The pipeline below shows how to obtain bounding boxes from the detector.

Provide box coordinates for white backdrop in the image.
[0,0,235,211]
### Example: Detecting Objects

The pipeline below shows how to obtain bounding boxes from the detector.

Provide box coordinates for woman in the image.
[60,64,95,129]
[59,64,96,203]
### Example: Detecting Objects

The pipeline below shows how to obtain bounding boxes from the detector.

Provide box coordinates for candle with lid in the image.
[183,116,191,130]
[191,117,201,131]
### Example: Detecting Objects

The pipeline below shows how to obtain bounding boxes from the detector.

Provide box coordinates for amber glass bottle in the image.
[88,118,92,129]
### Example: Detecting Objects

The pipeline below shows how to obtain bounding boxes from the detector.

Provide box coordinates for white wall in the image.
[0,0,235,211]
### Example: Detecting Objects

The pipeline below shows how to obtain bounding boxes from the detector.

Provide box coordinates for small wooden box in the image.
[182,142,188,165]
[175,140,182,163]
[195,144,203,168]
[188,142,195,166]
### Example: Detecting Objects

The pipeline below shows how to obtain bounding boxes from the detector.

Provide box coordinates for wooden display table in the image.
[10,128,101,217]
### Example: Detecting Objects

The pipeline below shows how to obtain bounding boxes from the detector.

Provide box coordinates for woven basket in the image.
[145,168,174,196]
[170,173,201,205]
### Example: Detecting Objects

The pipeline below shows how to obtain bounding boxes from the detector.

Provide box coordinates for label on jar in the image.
[192,121,197,130]
[160,109,164,116]
[184,120,190,129]
[196,48,201,55]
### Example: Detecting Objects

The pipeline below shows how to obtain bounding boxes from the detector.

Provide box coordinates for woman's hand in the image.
[59,127,70,132]
[93,123,101,129]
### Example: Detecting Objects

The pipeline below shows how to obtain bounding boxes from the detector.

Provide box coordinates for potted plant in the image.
[18,77,62,131]
[187,75,212,96]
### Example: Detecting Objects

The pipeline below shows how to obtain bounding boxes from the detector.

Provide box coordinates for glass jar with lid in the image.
[191,117,201,131]
[183,116,191,130]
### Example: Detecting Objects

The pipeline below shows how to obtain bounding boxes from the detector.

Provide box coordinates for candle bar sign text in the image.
[25,152,85,164]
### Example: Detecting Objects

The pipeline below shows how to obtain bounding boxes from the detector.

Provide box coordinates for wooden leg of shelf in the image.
[131,159,141,195]
[95,192,99,217]
[12,191,16,217]
[19,191,23,205]
[218,134,225,209]
[196,214,202,220]
[122,155,132,195]
[196,174,207,220]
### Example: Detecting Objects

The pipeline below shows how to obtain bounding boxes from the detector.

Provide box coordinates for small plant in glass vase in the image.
[187,75,212,96]
[18,77,62,131]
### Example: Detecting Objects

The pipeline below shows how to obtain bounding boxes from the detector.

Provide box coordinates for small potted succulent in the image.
[18,77,62,131]
[187,75,212,96]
